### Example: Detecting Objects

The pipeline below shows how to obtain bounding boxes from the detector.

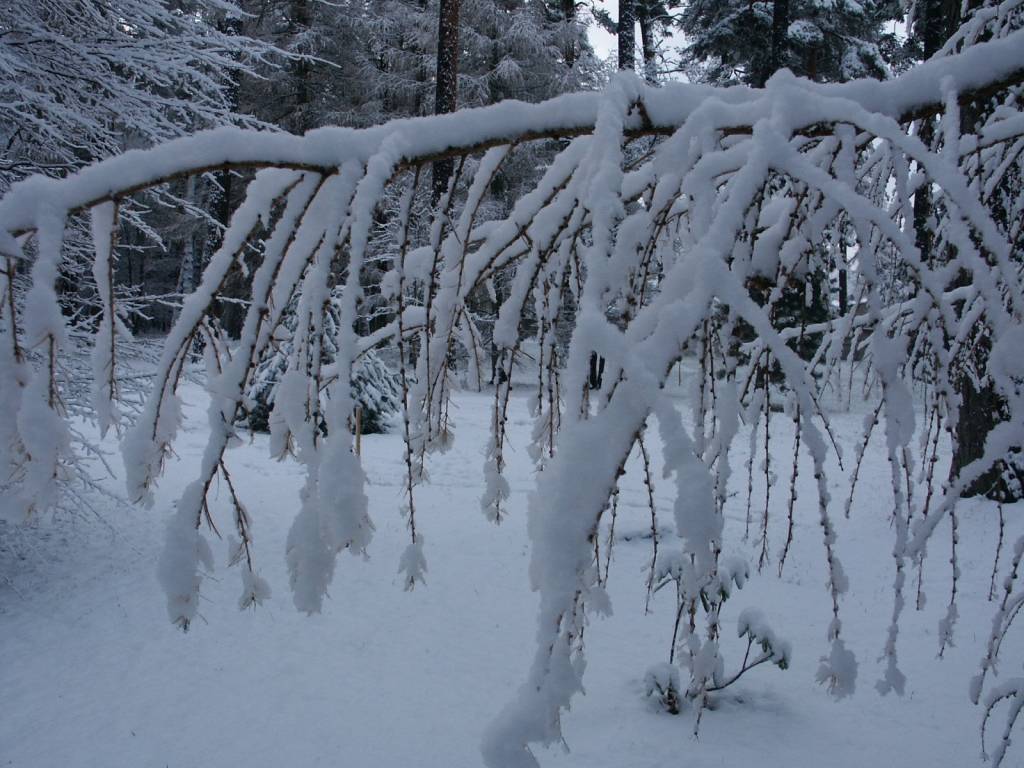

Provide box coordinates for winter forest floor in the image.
[2,367,1022,768]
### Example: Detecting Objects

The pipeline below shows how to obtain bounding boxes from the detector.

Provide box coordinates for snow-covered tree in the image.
[2,4,1024,766]
[0,0,282,512]
[244,292,402,436]
[0,0,276,190]
[677,0,904,87]
[904,0,1024,502]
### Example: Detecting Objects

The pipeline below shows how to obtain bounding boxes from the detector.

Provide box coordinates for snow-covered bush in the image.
[348,352,403,435]
[2,7,1024,764]
[644,662,682,714]
[646,552,791,720]
[243,294,401,436]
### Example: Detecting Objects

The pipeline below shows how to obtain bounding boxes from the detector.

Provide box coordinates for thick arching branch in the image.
[2,30,1024,251]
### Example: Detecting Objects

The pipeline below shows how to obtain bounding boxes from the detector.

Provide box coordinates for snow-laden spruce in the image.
[2,9,1024,766]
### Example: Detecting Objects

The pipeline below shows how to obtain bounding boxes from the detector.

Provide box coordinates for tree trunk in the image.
[950,145,1023,501]
[617,0,636,71]
[561,0,578,67]
[951,337,1024,500]
[588,352,605,390]
[174,175,200,326]
[911,0,948,269]
[637,3,658,84]
[290,0,312,134]
[759,0,790,87]
[838,265,848,316]
[432,0,461,200]
[910,0,1022,500]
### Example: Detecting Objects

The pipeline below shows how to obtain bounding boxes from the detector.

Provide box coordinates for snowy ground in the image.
[2,374,1022,768]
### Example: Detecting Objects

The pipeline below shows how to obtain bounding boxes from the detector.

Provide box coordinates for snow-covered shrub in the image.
[243,293,401,436]
[2,8,1024,764]
[644,662,682,714]
[350,353,404,435]
[648,550,790,721]
[246,347,401,436]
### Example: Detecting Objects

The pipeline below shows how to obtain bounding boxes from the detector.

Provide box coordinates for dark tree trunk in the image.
[912,0,967,266]
[290,0,312,134]
[758,0,789,87]
[561,0,578,67]
[588,352,605,390]
[951,337,1024,500]
[951,149,1023,501]
[911,159,934,267]
[910,0,1022,500]
[637,3,657,84]
[617,0,636,71]
[432,0,461,200]
[211,166,249,338]
[205,15,247,338]
[838,265,848,316]
[911,0,948,269]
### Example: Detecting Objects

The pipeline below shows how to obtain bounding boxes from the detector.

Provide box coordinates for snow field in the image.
[2,378,1020,767]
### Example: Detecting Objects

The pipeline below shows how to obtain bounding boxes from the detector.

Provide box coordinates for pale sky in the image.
[586,0,688,80]
[588,0,619,61]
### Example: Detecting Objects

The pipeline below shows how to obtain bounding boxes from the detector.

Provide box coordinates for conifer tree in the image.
[677,0,902,86]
